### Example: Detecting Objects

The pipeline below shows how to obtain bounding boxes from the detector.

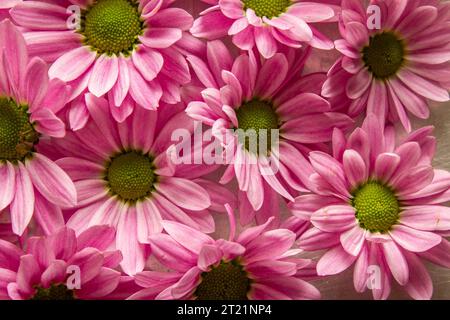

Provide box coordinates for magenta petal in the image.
[10,163,34,236]
[317,245,357,276]
[197,244,222,271]
[381,240,409,285]
[389,225,442,253]
[25,154,77,208]
[0,161,15,211]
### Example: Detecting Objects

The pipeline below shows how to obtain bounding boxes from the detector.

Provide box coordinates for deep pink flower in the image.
[47,103,234,275]
[10,0,202,126]
[186,41,353,224]
[0,20,76,236]
[322,0,450,131]
[130,205,319,300]
[294,115,450,299]
[191,0,338,58]
[0,226,124,300]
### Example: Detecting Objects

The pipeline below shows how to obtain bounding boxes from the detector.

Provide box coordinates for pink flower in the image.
[191,0,337,58]
[130,205,319,300]
[295,115,450,300]
[186,41,353,224]
[0,226,124,300]
[322,0,450,131]
[0,20,76,236]
[10,0,200,126]
[47,102,234,275]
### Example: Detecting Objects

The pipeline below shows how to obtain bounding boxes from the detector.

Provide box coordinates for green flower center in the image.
[195,260,251,300]
[352,181,400,233]
[235,99,280,155]
[362,32,405,79]
[105,151,156,202]
[242,0,292,18]
[80,0,144,55]
[0,97,39,163]
[31,284,75,300]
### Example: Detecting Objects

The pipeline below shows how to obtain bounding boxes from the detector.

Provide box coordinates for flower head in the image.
[191,0,337,58]
[48,102,234,275]
[10,0,198,126]
[0,20,76,236]
[186,41,353,224]
[0,226,124,300]
[295,115,450,299]
[131,204,319,300]
[322,0,450,131]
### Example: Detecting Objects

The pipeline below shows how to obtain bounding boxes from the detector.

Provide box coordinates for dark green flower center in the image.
[362,32,405,79]
[352,181,400,233]
[235,99,280,155]
[31,284,75,300]
[80,0,144,55]
[105,151,156,202]
[0,97,39,163]
[242,0,292,18]
[195,260,251,300]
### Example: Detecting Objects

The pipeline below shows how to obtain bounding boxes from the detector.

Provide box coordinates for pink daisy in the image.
[322,0,450,131]
[191,0,338,58]
[47,102,234,275]
[0,226,124,300]
[0,20,76,236]
[186,41,353,224]
[10,0,200,126]
[295,114,450,300]
[130,205,320,300]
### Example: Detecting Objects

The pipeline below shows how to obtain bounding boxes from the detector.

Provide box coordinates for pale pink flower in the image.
[10,0,201,126]
[47,103,234,275]
[294,115,450,300]
[0,20,76,236]
[186,41,353,224]
[0,226,124,300]
[191,0,338,58]
[322,0,450,131]
[130,205,319,300]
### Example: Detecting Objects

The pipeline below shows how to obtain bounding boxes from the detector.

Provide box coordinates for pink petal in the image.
[340,225,367,256]
[25,154,77,207]
[49,46,96,82]
[88,54,119,97]
[132,48,163,82]
[317,245,357,276]
[197,244,222,271]
[389,225,442,253]
[10,163,34,236]
[311,205,356,233]
[0,161,15,211]
[403,251,433,300]
[381,240,409,285]
[157,177,211,211]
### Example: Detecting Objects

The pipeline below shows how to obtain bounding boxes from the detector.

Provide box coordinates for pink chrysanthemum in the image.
[0,20,76,236]
[10,0,201,126]
[0,226,125,300]
[191,0,337,58]
[47,102,234,275]
[186,41,353,224]
[130,205,319,300]
[294,115,450,300]
[322,0,450,131]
